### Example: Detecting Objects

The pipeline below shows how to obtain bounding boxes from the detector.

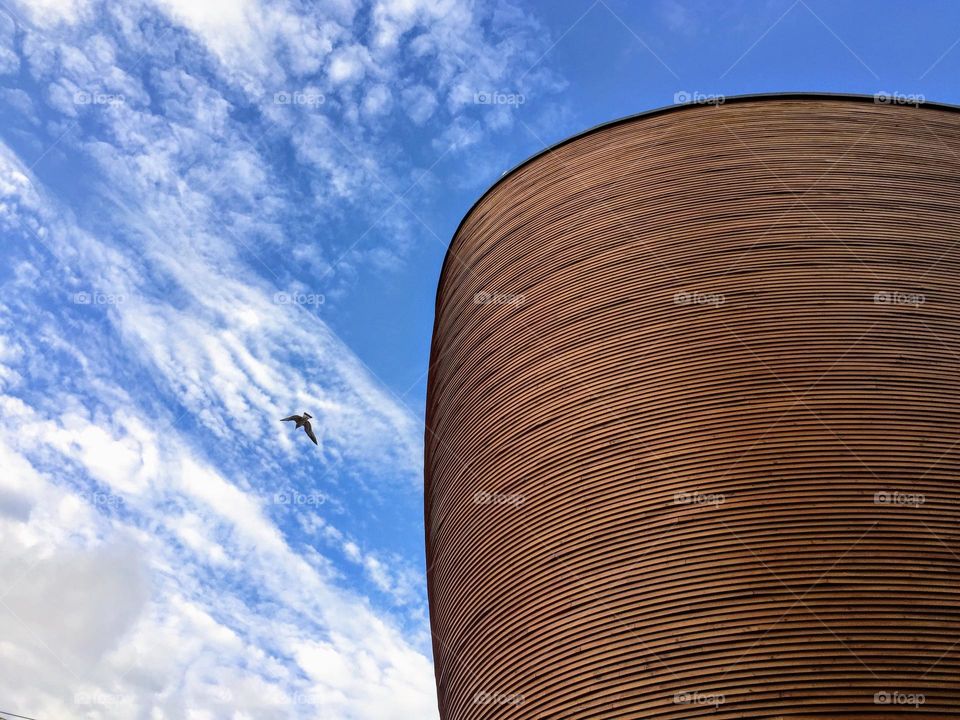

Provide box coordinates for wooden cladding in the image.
[425,96,960,719]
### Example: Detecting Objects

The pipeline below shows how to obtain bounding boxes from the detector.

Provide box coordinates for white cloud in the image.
[659,0,700,35]
[362,83,393,117]
[328,43,372,84]
[153,0,262,63]
[147,0,355,93]
[401,83,438,124]
[1,87,39,124]
[0,140,435,717]
[371,0,466,50]
[0,0,571,715]
[12,0,95,27]
[0,14,19,75]
[0,387,438,718]
[1,540,150,662]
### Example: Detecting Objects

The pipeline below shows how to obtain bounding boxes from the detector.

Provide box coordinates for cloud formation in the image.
[0,0,567,716]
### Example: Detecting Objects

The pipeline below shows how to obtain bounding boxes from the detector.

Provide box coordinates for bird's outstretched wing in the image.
[281,415,299,422]
[303,421,319,445]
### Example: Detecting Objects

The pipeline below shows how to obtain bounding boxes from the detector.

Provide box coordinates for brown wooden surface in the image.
[425,96,960,719]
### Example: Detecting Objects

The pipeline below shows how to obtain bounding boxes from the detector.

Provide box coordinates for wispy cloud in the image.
[0,0,569,716]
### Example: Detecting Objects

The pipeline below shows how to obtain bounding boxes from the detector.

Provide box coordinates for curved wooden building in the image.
[424,94,960,719]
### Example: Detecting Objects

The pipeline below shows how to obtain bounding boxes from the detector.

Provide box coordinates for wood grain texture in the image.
[425,96,960,719]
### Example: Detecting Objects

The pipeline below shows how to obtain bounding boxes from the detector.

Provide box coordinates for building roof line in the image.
[434,91,960,295]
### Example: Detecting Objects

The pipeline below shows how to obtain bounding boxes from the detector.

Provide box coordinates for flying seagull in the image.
[281,412,318,445]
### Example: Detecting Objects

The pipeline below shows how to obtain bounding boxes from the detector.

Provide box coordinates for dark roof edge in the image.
[435,91,960,290]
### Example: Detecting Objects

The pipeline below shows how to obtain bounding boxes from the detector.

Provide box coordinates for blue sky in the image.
[0,0,958,718]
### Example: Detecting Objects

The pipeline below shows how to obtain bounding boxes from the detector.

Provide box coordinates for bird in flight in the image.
[281,412,318,445]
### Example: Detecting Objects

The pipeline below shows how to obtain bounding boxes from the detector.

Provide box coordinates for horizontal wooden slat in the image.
[425,95,960,719]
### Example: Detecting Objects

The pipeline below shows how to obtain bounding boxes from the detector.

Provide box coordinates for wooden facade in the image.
[425,95,960,719]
